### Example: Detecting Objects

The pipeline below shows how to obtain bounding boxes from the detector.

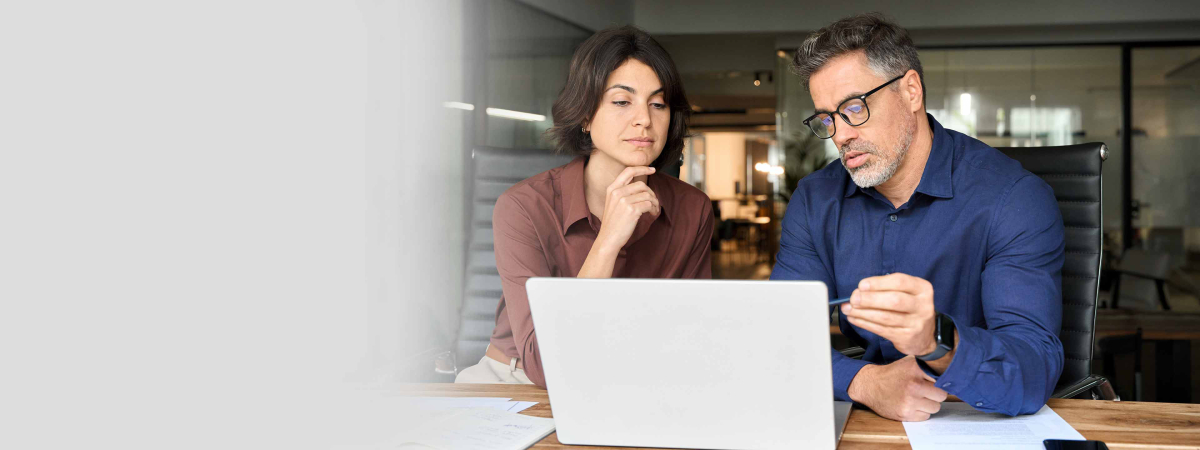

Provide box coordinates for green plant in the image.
[781,130,837,201]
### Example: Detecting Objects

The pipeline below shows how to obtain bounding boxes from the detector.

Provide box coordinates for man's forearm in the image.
[846,363,878,403]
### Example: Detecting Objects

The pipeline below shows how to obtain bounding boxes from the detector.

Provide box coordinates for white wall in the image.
[361,0,466,383]
[2,0,379,447]
[704,132,747,218]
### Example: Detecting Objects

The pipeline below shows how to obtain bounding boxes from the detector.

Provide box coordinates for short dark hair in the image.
[546,25,690,171]
[792,13,924,103]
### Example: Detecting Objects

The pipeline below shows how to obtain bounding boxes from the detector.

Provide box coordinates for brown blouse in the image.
[488,156,714,387]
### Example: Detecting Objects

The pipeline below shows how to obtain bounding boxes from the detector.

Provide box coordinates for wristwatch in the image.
[917,313,956,361]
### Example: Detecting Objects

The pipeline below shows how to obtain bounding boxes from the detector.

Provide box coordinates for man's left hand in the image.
[840,273,937,356]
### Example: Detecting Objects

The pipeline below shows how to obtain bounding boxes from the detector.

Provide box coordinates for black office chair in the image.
[433,146,573,379]
[998,143,1113,400]
[840,143,1115,400]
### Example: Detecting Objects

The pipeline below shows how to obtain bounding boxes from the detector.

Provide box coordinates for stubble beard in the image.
[842,115,916,188]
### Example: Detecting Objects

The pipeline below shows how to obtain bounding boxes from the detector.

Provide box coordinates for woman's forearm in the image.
[577,239,619,278]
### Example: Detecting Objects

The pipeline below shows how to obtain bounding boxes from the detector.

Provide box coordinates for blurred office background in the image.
[379,0,1200,404]
[8,2,1200,446]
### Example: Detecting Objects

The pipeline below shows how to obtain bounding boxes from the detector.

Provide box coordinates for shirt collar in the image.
[559,156,591,233]
[558,156,673,235]
[842,113,955,200]
[913,113,955,199]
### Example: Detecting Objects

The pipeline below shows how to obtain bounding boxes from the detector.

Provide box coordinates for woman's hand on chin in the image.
[595,165,660,253]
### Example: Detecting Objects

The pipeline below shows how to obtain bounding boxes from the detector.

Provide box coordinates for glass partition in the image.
[464,0,590,151]
[1131,46,1200,267]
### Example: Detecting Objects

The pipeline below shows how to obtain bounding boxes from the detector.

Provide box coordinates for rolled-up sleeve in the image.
[771,192,868,402]
[492,193,552,387]
[931,175,1065,416]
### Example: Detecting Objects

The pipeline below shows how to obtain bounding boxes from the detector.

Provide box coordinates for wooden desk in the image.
[397,383,1200,449]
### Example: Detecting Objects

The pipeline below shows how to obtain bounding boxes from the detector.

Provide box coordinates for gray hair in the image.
[792,13,924,99]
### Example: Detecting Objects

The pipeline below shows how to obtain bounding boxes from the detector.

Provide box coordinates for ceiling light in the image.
[443,101,475,111]
[485,107,545,122]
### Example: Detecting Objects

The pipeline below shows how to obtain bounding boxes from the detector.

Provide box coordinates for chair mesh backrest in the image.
[996,143,1105,389]
[455,147,573,368]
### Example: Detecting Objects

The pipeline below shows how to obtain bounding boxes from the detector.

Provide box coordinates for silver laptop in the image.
[526,278,845,450]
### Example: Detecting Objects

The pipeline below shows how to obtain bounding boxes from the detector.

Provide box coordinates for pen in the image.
[830,297,851,306]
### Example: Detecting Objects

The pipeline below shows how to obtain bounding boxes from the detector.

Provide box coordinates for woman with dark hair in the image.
[456,26,714,387]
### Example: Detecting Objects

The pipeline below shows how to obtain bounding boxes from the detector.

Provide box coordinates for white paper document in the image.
[404,397,537,413]
[505,401,537,413]
[397,407,555,450]
[903,403,1085,450]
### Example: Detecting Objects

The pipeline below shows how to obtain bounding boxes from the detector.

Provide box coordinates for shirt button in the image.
[976,402,984,407]
[889,214,898,222]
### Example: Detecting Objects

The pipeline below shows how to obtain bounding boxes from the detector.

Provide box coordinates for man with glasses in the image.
[772,14,1065,421]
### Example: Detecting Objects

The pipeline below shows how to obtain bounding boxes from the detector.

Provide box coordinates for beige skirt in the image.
[454,347,534,385]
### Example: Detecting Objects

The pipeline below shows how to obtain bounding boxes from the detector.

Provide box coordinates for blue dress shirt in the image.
[771,114,1065,416]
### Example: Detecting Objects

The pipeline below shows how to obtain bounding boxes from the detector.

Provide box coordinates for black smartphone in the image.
[1044,439,1109,450]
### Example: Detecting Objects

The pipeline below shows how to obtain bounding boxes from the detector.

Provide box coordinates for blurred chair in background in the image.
[432,147,572,380]
[1109,247,1173,311]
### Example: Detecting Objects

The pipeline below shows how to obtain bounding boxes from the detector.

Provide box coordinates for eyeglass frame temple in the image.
[802,73,907,139]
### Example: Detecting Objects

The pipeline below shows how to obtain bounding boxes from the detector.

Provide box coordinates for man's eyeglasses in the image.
[802,74,905,139]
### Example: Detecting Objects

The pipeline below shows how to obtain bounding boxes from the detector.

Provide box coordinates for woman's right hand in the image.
[595,166,660,254]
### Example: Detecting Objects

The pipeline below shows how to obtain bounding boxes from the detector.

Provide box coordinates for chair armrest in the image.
[1052,375,1118,400]
[839,346,865,359]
